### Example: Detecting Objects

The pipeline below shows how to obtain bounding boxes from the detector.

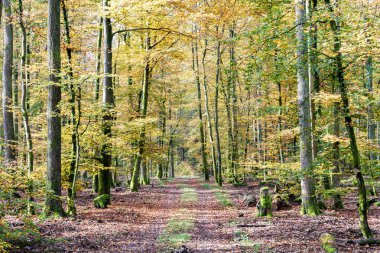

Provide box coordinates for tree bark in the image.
[44,0,65,217]
[193,38,208,181]
[214,25,223,186]
[130,33,150,192]
[18,0,34,215]
[295,0,321,216]
[201,38,213,182]
[2,0,16,166]
[325,0,372,238]
[98,0,113,202]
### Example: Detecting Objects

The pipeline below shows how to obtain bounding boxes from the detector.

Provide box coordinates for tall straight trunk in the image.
[94,17,103,101]
[167,98,175,178]
[214,26,223,186]
[157,96,166,179]
[130,34,150,192]
[307,0,319,161]
[295,0,321,216]
[13,65,19,143]
[44,0,65,216]
[18,0,34,215]
[201,39,213,182]
[2,0,16,166]
[139,158,149,185]
[332,104,343,208]
[61,0,78,207]
[98,0,113,200]
[325,0,372,238]
[193,40,208,182]
[92,16,103,192]
[229,27,239,183]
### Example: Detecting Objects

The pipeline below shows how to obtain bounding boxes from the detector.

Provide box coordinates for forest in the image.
[0,0,379,252]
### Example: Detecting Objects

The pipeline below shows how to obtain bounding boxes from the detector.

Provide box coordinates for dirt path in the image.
[26,177,380,253]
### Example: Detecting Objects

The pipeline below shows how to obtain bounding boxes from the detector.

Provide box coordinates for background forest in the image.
[0,0,380,252]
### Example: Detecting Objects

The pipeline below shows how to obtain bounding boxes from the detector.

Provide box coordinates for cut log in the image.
[347,239,380,245]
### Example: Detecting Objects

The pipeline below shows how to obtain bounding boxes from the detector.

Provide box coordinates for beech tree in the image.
[44,0,65,216]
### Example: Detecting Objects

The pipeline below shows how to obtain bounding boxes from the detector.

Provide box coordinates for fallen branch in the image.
[347,239,380,245]
[237,224,268,228]
[368,198,380,206]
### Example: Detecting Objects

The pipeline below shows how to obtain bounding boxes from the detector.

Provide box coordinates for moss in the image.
[257,187,272,217]
[215,191,233,207]
[301,198,322,216]
[180,187,198,203]
[320,233,337,253]
[93,194,111,209]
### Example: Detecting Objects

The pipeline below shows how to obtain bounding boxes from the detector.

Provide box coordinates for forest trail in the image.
[28,177,380,253]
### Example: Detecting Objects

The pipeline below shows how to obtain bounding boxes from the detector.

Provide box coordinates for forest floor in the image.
[11,177,380,252]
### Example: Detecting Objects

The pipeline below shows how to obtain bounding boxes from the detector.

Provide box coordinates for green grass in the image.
[158,215,195,249]
[234,230,261,251]
[159,233,192,247]
[180,187,198,203]
[166,219,194,233]
[215,191,233,207]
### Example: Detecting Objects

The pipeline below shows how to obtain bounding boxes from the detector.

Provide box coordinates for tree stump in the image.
[319,233,337,253]
[257,187,272,217]
[93,194,111,209]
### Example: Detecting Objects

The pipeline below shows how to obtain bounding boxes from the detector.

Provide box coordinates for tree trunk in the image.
[61,0,78,207]
[18,0,34,215]
[44,0,65,217]
[325,0,372,238]
[193,39,208,181]
[2,0,16,166]
[229,27,239,184]
[98,0,113,204]
[295,0,321,216]
[201,38,213,182]
[214,25,223,186]
[130,34,150,192]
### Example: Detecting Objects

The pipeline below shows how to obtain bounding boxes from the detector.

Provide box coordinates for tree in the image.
[2,0,16,167]
[97,0,113,204]
[44,0,65,217]
[295,0,321,216]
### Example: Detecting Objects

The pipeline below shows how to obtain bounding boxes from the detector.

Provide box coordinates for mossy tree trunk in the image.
[97,0,113,206]
[257,187,272,217]
[325,0,372,238]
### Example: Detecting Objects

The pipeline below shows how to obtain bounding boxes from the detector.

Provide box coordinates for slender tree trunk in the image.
[214,26,223,186]
[94,17,103,101]
[61,0,78,209]
[325,0,372,238]
[295,0,321,216]
[193,39,208,181]
[201,39,213,182]
[92,16,103,192]
[130,34,150,192]
[18,0,34,215]
[2,0,16,166]
[44,0,65,217]
[98,0,113,201]
[229,27,239,184]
